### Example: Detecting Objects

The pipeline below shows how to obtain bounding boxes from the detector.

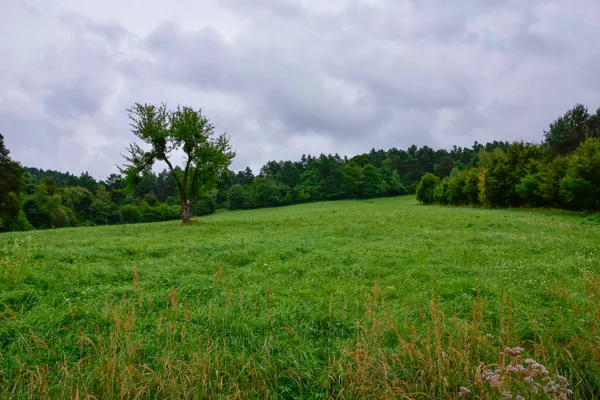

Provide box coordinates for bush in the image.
[227,184,252,210]
[258,181,288,207]
[416,173,439,204]
[165,196,179,206]
[89,199,116,225]
[560,138,600,211]
[4,211,33,231]
[447,172,467,205]
[142,206,165,223]
[479,143,542,208]
[362,164,386,198]
[539,156,568,208]
[143,193,159,207]
[193,194,217,216]
[434,178,450,205]
[120,205,143,224]
[516,172,545,208]
[462,168,480,205]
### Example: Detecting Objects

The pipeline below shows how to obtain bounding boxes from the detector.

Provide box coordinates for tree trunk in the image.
[181,199,192,224]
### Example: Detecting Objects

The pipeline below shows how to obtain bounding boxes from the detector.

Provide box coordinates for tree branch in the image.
[163,157,185,201]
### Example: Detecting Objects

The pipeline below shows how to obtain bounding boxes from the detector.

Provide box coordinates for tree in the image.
[416,173,439,205]
[544,104,590,156]
[121,103,235,223]
[78,171,99,193]
[560,138,600,211]
[0,133,24,231]
[361,164,386,198]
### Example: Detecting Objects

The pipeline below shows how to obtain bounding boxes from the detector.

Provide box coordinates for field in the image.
[1,195,600,399]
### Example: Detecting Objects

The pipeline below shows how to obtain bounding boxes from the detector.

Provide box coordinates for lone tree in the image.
[121,103,235,223]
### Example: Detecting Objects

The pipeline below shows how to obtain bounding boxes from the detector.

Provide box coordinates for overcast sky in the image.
[1,0,600,179]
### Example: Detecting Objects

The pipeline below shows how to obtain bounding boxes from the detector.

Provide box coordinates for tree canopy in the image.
[0,133,25,231]
[120,103,235,223]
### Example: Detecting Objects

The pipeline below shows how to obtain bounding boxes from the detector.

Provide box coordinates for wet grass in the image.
[1,195,599,399]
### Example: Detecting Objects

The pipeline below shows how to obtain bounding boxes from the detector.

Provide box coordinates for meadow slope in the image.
[1,196,599,399]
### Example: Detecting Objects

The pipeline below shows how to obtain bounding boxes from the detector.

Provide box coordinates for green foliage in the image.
[361,164,386,198]
[5,102,600,231]
[479,142,542,208]
[385,169,406,196]
[560,138,600,211]
[0,133,24,232]
[461,168,481,205]
[434,177,450,204]
[141,203,179,222]
[192,193,216,216]
[121,103,235,222]
[254,179,287,208]
[416,173,439,204]
[227,184,251,210]
[143,193,159,207]
[539,156,569,208]
[544,103,591,156]
[119,204,143,224]
[343,162,363,198]
[89,200,119,225]
[22,180,74,228]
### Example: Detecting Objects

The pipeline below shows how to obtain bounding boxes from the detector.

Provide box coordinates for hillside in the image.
[1,196,599,398]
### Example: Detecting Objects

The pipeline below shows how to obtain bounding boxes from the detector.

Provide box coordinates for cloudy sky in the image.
[1,0,599,179]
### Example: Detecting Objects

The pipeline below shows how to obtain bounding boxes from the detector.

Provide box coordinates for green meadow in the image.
[1,196,599,399]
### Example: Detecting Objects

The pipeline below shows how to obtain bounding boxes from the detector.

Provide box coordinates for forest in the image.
[1,103,599,232]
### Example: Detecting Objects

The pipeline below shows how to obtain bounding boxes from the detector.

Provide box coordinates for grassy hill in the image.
[1,196,599,398]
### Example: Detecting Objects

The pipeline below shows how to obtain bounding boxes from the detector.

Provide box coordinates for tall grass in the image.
[1,196,599,398]
[2,262,599,398]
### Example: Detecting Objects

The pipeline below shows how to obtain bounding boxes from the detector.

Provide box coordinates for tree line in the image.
[1,103,599,232]
[416,104,600,212]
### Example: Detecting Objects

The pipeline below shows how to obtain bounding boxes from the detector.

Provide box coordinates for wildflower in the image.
[458,387,471,397]
[557,375,569,386]
[505,347,524,357]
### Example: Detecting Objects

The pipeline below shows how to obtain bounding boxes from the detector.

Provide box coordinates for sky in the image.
[1,0,600,180]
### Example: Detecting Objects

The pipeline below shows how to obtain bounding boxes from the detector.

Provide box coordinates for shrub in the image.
[165,196,179,206]
[516,172,545,208]
[362,164,386,198]
[227,184,251,210]
[255,180,286,207]
[416,173,439,204]
[193,194,217,216]
[434,177,450,205]
[447,172,467,205]
[120,205,143,224]
[142,206,165,223]
[560,138,600,211]
[462,168,480,205]
[539,156,568,208]
[480,143,543,208]
[143,193,159,207]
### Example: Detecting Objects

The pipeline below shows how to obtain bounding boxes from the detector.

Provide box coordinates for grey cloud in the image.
[43,76,105,119]
[59,13,129,47]
[221,0,305,19]
[2,0,600,179]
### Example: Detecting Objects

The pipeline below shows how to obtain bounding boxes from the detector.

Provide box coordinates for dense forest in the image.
[416,104,600,213]
[1,103,599,232]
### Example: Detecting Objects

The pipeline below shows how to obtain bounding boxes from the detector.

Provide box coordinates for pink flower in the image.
[458,387,471,397]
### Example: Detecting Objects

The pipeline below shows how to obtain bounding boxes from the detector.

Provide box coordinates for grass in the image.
[1,195,599,399]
